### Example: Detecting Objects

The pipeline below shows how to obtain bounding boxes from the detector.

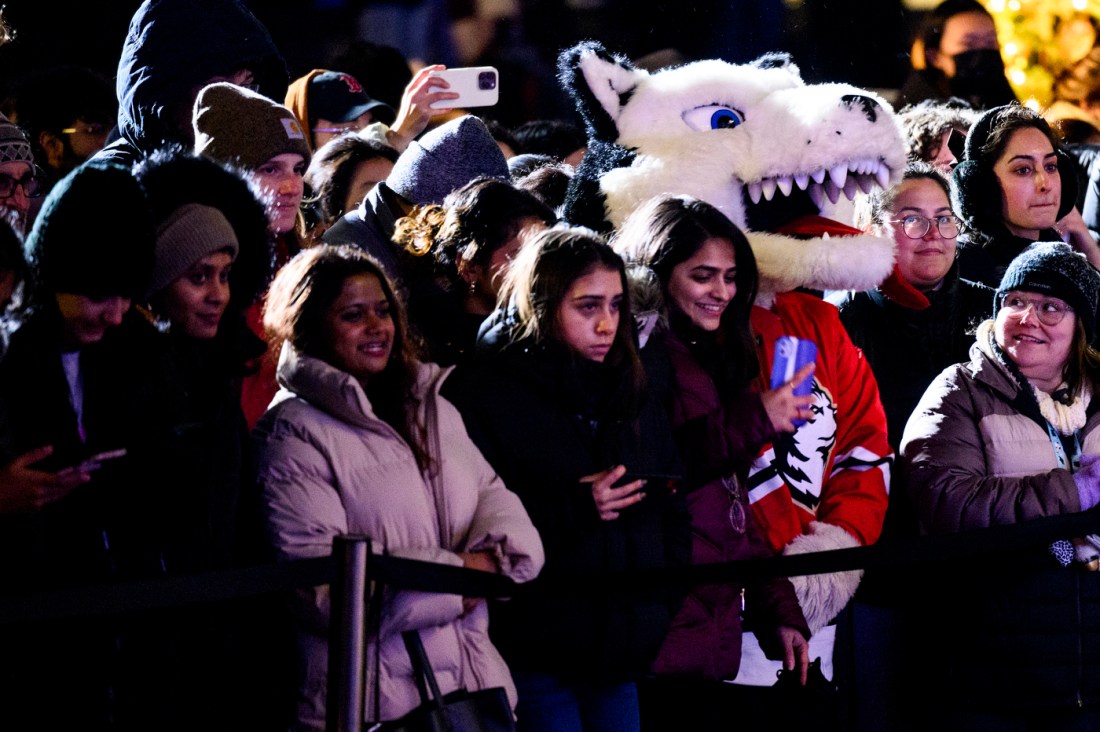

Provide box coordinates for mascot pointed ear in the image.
[751,51,803,82]
[558,41,647,142]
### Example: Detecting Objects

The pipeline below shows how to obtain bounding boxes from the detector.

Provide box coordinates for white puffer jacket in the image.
[254,346,544,730]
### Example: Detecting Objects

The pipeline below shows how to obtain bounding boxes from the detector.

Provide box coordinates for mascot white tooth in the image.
[559,42,897,664]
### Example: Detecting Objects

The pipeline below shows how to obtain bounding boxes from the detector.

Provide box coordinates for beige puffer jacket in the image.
[254,346,544,730]
[901,342,1100,533]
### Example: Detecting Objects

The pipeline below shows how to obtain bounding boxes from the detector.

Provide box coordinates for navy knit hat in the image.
[995,241,1100,339]
[25,161,155,300]
[386,115,508,206]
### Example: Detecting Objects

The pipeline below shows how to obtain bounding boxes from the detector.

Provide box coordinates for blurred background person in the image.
[302,132,399,244]
[94,0,289,168]
[898,0,1017,112]
[897,98,979,173]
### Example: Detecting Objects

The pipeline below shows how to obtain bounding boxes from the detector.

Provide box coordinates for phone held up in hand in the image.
[428,66,499,109]
[770,335,817,427]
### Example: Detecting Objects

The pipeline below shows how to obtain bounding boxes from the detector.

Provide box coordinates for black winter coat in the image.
[443,340,691,681]
[956,228,1061,289]
[831,264,993,450]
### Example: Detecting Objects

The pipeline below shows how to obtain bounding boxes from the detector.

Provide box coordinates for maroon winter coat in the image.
[650,328,809,680]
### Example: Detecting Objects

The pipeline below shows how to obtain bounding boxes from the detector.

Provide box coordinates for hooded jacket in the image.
[254,347,544,728]
[95,0,288,168]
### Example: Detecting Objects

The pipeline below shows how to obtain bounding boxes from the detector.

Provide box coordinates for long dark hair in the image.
[499,225,646,400]
[615,194,761,390]
[263,244,432,471]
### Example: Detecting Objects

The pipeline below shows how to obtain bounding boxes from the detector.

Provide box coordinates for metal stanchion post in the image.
[327,535,371,732]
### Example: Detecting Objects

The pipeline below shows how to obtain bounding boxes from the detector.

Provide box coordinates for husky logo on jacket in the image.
[557,40,897,634]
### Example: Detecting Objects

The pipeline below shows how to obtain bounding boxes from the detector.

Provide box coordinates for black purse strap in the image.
[402,630,445,709]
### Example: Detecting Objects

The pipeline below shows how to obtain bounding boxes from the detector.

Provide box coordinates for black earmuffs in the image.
[952,105,1079,236]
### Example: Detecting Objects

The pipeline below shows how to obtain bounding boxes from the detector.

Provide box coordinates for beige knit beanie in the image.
[193,82,311,171]
[148,203,239,297]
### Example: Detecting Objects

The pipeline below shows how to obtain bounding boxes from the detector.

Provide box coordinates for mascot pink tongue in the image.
[558,41,899,667]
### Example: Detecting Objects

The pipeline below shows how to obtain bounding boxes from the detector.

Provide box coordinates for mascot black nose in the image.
[840,94,879,123]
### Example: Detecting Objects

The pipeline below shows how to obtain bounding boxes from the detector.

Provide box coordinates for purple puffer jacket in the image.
[650,329,809,680]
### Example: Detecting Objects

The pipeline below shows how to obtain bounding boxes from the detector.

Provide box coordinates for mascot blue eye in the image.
[682,105,744,131]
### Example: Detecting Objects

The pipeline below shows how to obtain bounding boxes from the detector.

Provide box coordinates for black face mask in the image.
[948,49,1017,108]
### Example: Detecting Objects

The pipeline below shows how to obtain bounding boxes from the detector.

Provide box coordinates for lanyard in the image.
[1044,420,1082,473]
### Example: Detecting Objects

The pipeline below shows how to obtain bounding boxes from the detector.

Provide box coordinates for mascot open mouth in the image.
[746,157,893,208]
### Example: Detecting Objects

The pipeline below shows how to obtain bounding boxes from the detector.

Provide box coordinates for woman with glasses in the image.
[832,161,992,450]
[828,161,990,732]
[952,103,1100,287]
[612,195,810,731]
[900,241,1100,730]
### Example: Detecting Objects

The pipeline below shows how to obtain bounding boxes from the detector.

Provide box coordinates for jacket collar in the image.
[274,343,447,429]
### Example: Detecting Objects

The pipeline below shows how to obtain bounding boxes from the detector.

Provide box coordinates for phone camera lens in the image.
[478,71,497,90]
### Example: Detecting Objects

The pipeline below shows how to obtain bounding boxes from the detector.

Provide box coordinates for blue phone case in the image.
[770,336,817,425]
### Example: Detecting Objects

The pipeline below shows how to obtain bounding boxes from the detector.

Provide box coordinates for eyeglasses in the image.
[1001,291,1073,326]
[0,171,41,199]
[721,476,747,535]
[889,214,960,240]
[60,122,109,137]
[312,123,366,135]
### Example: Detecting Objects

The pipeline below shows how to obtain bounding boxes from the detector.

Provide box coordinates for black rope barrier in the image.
[0,506,1097,626]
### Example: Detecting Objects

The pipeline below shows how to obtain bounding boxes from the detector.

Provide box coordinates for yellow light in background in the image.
[984,0,1100,107]
[1024,97,1041,111]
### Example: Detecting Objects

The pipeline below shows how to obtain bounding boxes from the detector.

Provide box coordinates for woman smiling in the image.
[901,241,1100,729]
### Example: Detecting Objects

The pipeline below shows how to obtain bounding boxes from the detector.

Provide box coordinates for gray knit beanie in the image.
[148,203,239,297]
[0,113,32,167]
[193,82,311,170]
[996,241,1100,340]
[386,115,508,205]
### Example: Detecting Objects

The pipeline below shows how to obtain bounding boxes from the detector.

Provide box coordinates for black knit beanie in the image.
[24,161,155,299]
[995,241,1100,339]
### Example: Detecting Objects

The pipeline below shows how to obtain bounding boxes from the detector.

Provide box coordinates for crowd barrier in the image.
[0,508,1098,730]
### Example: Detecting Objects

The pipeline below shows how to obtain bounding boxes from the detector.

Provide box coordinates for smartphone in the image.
[613,472,681,496]
[769,336,817,427]
[428,66,499,109]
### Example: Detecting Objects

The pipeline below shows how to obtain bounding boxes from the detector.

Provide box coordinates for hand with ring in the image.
[761,362,816,433]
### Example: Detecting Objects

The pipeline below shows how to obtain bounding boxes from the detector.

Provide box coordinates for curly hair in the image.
[392,176,555,291]
[897,98,978,164]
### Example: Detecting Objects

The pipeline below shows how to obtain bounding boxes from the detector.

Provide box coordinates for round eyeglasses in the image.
[889,214,960,240]
[1000,291,1074,326]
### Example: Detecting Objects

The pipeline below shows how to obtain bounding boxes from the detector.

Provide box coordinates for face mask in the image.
[949,49,1016,107]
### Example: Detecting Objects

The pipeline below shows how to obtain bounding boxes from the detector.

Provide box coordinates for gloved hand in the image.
[1073,453,1100,511]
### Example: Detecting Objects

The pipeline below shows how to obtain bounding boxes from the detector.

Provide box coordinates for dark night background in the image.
[0,0,921,128]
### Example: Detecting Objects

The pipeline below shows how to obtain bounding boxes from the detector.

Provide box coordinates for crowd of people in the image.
[3,0,1100,731]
